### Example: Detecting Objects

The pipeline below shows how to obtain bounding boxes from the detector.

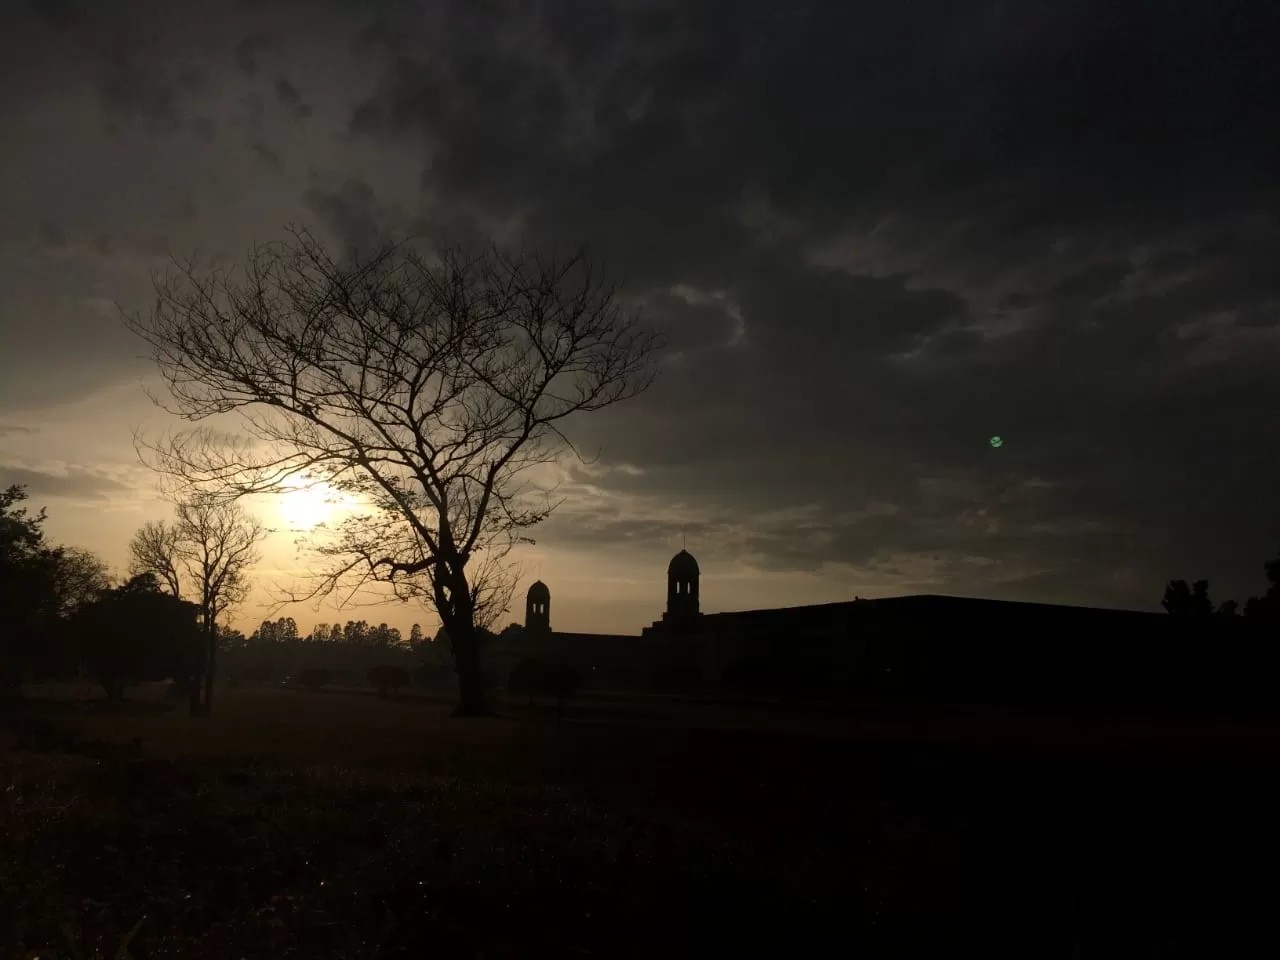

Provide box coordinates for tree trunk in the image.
[449,620,488,716]
[436,560,490,717]
[185,630,204,717]
[203,626,216,717]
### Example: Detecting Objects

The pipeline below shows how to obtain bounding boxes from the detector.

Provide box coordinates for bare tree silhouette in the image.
[125,226,658,715]
[49,546,113,618]
[129,493,264,716]
[129,520,184,597]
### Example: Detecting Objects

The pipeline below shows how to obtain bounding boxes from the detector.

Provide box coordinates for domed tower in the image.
[525,580,551,637]
[665,549,700,623]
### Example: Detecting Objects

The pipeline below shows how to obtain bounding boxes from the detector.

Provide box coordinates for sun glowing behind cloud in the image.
[275,479,358,530]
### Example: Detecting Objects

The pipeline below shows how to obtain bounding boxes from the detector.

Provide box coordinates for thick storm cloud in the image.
[1,0,1276,628]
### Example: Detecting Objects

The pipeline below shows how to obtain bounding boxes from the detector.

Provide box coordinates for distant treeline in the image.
[238,617,416,648]
[221,622,526,694]
[4,479,1279,714]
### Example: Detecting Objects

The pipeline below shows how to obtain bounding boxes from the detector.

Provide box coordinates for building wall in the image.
[505,587,1277,707]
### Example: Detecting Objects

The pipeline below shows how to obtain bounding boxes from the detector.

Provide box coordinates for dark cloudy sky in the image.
[2,0,1278,634]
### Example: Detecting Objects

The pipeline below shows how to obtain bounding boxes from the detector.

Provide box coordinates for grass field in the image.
[4,685,1280,958]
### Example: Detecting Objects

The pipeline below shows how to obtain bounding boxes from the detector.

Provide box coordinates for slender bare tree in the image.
[128,521,184,597]
[49,547,113,617]
[126,225,657,714]
[128,494,264,716]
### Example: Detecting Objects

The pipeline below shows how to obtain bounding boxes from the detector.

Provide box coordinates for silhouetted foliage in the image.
[298,667,331,690]
[74,573,201,700]
[128,520,184,597]
[306,622,331,642]
[1244,552,1280,624]
[367,664,411,697]
[251,617,300,644]
[218,625,248,650]
[221,634,417,688]
[1,486,56,695]
[1162,579,1214,618]
[48,547,113,619]
[376,623,404,647]
[0,486,113,695]
[1244,597,1279,622]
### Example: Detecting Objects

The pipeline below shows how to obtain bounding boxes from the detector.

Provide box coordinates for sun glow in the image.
[276,480,354,530]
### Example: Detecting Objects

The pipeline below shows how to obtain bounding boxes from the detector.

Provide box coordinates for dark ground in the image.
[3,686,1279,958]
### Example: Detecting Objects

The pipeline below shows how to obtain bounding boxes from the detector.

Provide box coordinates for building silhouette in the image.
[664,549,700,624]
[525,580,551,638]
[494,548,1259,704]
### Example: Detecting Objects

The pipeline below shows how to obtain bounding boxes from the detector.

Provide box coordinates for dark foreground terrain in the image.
[3,687,1280,958]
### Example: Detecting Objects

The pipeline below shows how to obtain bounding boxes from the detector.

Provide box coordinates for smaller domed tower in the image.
[525,580,551,637]
[664,550,700,624]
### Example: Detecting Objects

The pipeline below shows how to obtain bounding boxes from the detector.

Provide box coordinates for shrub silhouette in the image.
[367,664,410,698]
[298,668,330,690]
[508,659,581,712]
[1162,579,1214,618]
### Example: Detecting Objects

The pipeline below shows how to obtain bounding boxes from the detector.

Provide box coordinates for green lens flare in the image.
[989,436,1003,448]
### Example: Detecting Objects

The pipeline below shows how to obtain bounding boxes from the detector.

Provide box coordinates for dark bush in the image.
[508,658,544,704]
[508,659,580,709]
[298,668,331,690]
[413,664,453,690]
[367,664,411,697]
